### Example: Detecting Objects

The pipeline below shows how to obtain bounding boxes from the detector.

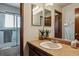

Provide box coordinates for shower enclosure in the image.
[0,12,20,55]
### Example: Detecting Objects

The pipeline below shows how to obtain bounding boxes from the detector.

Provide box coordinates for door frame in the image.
[20,3,24,56]
[54,10,62,38]
[75,8,79,41]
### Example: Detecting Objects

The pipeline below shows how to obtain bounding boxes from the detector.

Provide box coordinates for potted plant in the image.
[45,29,50,37]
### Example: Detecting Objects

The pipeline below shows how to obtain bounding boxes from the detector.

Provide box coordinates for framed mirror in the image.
[32,4,43,26]
[44,9,51,26]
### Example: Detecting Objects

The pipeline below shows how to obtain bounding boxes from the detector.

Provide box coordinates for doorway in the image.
[75,8,79,41]
[54,10,62,38]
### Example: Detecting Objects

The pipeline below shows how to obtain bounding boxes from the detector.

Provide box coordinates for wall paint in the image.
[23,3,43,55]
[62,3,79,41]
[54,4,62,12]
[23,3,62,55]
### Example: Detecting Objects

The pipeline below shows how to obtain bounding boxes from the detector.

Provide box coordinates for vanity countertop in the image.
[27,39,79,56]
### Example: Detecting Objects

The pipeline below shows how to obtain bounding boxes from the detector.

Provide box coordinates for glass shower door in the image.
[0,13,16,49]
[15,15,20,46]
[0,12,20,56]
[0,13,20,49]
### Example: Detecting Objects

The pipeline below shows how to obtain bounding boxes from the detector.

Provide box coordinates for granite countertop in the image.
[27,39,79,56]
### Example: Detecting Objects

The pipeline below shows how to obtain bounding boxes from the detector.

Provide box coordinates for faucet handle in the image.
[51,40,58,43]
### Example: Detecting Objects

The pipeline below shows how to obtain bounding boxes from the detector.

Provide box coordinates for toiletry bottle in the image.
[71,40,77,48]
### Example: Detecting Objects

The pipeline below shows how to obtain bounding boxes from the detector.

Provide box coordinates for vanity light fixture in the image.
[33,5,43,15]
[45,3,54,6]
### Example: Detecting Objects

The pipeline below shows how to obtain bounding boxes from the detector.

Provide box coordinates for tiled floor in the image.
[0,46,20,56]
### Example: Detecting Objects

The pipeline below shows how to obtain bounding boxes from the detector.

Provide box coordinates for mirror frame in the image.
[31,4,42,26]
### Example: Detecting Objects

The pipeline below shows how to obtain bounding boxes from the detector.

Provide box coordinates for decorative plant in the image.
[39,30,45,36]
[45,29,50,37]
[39,29,50,39]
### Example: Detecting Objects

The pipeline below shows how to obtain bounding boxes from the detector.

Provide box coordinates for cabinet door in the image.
[29,48,39,56]
[28,42,52,56]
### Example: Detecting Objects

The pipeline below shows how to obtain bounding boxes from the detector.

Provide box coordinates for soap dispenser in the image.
[71,40,77,48]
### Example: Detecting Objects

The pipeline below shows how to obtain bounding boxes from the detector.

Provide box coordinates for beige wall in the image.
[23,3,62,55]
[54,4,62,12]
[23,3,43,55]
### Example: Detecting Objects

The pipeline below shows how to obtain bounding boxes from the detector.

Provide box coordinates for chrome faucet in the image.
[51,39,58,43]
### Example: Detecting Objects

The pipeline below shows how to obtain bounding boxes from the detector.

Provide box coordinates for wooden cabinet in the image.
[27,42,52,56]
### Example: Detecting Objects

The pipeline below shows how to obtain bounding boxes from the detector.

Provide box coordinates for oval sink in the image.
[40,41,62,49]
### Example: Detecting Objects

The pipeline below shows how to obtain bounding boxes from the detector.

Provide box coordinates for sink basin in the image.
[40,41,62,49]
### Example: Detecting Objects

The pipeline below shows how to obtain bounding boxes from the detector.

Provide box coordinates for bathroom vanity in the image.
[27,38,79,56]
[27,41,52,56]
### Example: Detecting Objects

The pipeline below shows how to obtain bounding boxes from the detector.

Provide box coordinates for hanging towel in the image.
[4,30,12,43]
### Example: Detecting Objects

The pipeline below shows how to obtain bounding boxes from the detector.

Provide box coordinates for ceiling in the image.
[5,3,20,8]
[5,3,71,8]
[54,3,72,7]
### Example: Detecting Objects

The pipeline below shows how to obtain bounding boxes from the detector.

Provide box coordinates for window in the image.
[14,15,20,28]
[4,13,20,28]
[5,14,14,28]
[17,16,20,28]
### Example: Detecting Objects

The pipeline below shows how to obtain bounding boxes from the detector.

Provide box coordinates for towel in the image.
[4,30,12,43]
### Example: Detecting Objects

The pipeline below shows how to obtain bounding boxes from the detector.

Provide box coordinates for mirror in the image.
[54,3,79,41]
[44,9,51,26]
[31,3,79,42]
[32,4,43,26]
